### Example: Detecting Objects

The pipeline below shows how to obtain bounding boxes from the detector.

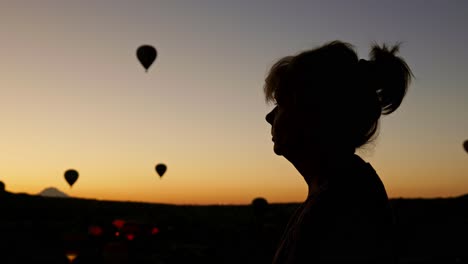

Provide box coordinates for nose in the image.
[265,107,276,125]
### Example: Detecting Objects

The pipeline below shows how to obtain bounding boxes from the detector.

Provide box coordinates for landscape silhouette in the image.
[0,187,467,263]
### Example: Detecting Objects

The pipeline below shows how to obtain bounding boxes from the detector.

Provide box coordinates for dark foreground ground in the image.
[0,192,467,264]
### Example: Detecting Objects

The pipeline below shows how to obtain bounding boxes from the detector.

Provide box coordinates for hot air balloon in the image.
[155,163,166,178]
[252,197,269,217]
[64,169,79,187]
[463,140,468,153]
[136,45,157,72]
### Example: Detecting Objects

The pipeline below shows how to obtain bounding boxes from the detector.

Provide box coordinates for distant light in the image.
[112,219,126,229]
[65,252,78,263]
[126,234,135,241]
[88,225,103,236]
[151,227,160,235]
[115,232,120,237]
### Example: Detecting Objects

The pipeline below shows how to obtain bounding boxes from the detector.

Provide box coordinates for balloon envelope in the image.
[64,169,79,187]
[464,140,468,153]
[252,197,269,220]
[136,45,157,72]
[155,164,167,177]
[252,197,268,210]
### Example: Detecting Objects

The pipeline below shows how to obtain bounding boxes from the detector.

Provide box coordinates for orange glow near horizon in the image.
[4,155,468,205]
[2,126,468,204]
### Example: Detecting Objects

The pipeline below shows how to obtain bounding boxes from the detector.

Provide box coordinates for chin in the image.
[273,144,284,156]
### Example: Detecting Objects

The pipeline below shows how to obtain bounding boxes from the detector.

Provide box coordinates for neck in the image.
[285,149,354,198]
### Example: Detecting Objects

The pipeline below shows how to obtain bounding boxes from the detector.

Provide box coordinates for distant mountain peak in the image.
[38,187,70,198]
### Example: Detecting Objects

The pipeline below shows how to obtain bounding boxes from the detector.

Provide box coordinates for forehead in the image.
[273,71,311,106]
[274,85,295,105]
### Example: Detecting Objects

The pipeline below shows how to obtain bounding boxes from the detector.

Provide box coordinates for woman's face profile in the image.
[265,102,304,157]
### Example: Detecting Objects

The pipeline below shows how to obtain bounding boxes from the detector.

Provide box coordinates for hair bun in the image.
[369,43,413,115]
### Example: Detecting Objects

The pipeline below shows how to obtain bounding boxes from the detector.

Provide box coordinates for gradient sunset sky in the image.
[1,1,467,204]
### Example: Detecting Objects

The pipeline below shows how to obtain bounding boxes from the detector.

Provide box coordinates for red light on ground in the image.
[65,251,78,263]
[112,219,126,229]
[151,227,160,235]
[88,225,103,236]
[126,234,135,241]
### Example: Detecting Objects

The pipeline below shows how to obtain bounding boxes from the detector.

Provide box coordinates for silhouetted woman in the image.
[264,41,413,263]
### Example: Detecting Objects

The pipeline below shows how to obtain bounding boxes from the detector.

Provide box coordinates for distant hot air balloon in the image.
[155,163,167,178]
[64,169,79,187]
[463,140,468,153]
[136,45,157,72]
[252,197,269,217]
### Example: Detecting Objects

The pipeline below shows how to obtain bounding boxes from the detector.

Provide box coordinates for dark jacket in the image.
[272,154,396,264]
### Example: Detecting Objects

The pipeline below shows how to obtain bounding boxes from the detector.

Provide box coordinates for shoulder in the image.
[315,155,396,262]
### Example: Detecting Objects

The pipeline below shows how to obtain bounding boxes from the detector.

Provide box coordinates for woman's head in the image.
[264,41,413,158]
